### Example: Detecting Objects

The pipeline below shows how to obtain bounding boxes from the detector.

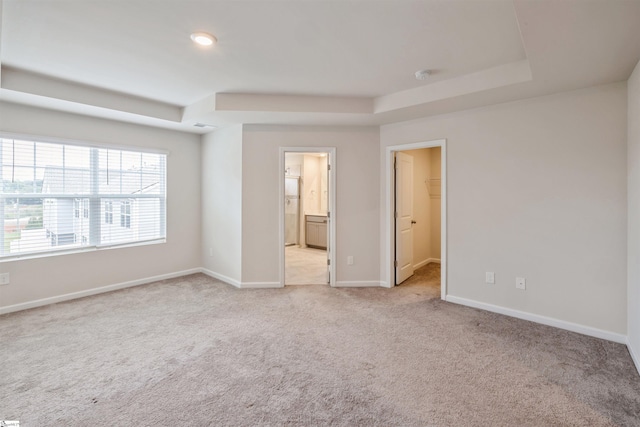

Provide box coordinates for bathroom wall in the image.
[302,154,328,215]
[303,155,321,214]
[284,153,303,246]
[285,153,303,177]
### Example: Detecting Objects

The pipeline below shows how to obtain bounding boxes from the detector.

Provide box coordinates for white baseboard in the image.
[626,338,640,375]
[0,268,202,315]
[414,258,441,269]
[199,270,281,288]
[446,295,626,344]
[200,268,241,288]
[240,282,282,289]
[335,280,382,288]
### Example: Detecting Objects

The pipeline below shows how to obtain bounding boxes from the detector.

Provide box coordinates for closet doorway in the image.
[384,139,447,298]
[280,148,335,286]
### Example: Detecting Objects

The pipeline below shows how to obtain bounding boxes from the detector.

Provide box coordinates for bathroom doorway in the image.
[280,148,335,286]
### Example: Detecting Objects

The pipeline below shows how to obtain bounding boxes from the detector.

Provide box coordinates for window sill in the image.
[0,238,166,263]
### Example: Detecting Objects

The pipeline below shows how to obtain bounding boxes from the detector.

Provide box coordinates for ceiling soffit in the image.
[0,0,639,133]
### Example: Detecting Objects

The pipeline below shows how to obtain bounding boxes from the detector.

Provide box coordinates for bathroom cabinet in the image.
[306,215,327,249]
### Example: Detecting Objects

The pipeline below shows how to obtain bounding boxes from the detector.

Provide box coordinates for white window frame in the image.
[0,133,168,261]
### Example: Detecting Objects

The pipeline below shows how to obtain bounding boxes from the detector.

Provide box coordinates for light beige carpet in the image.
[1,265,640,426]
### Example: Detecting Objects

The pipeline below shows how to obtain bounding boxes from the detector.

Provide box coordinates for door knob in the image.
[411,220,417,224]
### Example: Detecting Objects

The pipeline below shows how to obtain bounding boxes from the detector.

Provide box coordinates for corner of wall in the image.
[200,125,243,283]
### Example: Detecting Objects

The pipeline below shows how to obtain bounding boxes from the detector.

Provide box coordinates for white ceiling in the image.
[1,0,639,133]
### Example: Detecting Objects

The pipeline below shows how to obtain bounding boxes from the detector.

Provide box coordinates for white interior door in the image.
[395,151,414,285]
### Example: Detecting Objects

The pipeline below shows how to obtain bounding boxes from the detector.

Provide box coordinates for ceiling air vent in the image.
[194,122,217,128]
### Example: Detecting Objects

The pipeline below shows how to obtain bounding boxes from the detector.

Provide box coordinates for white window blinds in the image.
[0,137,166,258]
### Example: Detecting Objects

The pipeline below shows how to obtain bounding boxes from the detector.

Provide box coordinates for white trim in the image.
[626,338,640,375]
[239,282,283,289]
[279,147,336,287]
[0,268,201,315]
[383,139,447,297]
[200,268,241,288]
[414,258,440,269]
[446,295,627,344]
[335,280,382,288]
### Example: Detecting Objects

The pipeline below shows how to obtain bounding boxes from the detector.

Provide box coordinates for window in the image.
[0,136,166,259]
[105,201,113,224]
[120,200,131,229]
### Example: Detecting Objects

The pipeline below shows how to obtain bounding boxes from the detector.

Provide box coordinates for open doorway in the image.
[395,147,442,297]
[384,140,446,299]
[280,148,336,286]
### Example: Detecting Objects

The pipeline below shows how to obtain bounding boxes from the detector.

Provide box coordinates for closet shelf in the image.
[425,177,441,198]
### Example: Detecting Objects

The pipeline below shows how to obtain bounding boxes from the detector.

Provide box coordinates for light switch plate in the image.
[485,272,495,284]
[516,277,526,290]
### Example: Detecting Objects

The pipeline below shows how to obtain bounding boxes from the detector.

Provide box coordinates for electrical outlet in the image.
[485,272,495,284]
[209,248,213,257]
[0,273,10,285]
[347,256,354,265]
[516,277,526,290]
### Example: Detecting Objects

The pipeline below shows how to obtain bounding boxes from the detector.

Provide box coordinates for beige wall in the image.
[382,83,628,335]
[628,59,640,363]
[303,155,322,214]
[201,125,243,283]
[0,79,632,349]
[407,149,432,267]
[0,101,202,310]
[429,147,442,260]
[241,125,380,285]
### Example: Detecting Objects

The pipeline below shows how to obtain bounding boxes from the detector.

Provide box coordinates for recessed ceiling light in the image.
[190,32,216,47]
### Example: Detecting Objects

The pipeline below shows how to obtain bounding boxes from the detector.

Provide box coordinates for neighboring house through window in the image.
[0,136,167,258]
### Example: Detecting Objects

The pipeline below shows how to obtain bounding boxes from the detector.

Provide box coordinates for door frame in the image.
[383,139,447,299]
[279,147,336,287]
